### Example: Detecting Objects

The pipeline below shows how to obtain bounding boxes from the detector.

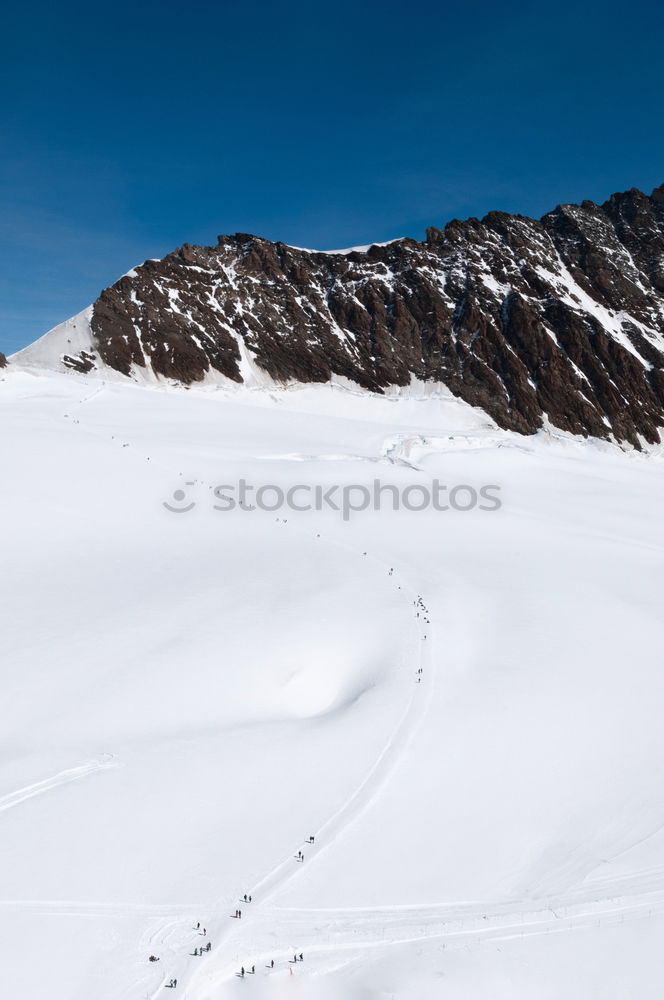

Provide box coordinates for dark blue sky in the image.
[2,0,663,354]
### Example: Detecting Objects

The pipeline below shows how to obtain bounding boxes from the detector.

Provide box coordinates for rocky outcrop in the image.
[0,352,7,368]
[62,350,96,374]
[51,185,664,445]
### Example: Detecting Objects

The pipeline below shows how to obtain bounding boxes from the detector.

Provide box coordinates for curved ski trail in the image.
[152,524,435,998]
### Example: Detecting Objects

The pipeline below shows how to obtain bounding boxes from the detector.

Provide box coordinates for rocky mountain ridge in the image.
[11,183,664,447]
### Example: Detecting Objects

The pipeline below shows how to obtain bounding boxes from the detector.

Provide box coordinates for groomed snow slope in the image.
[1,369,664,999]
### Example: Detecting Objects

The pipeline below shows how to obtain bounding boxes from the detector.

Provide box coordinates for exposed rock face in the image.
[82,184,664,446]
[0,352,7,368]
[62,350,96,374]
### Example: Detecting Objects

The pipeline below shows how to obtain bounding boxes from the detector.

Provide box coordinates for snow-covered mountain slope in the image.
[1,366,664,998]
[10,183,664,448]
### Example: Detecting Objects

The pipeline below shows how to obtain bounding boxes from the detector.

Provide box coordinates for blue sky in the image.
[2,0,663,354]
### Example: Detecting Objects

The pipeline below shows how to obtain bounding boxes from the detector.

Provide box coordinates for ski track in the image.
[260,866,664,947]
[0,754,118,816]
[136,521,434,999]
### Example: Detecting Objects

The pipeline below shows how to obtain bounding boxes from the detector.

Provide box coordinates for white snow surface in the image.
[1,368,664,998]
[286,239,405,255]
[10,306,97,373]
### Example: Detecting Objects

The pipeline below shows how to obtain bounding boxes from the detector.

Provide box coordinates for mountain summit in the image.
[11,184,664,447]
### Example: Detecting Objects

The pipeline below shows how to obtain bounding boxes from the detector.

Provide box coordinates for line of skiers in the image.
[238,954,303,977]
[235,837,314,978]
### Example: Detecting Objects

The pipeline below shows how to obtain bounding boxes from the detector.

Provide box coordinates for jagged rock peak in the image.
[13,183,664,448]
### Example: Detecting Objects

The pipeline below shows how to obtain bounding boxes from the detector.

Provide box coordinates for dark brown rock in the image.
[76,183,664,446]
[62,350,96,374]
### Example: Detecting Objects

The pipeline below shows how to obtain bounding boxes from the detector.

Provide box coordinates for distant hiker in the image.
[203,927,206,935]
[207,942,211,952]
[270,959,274,968]
[308,835,315,843]
[248,895,252,902]
[173,979,177,988]
[299,953,303,962]
[196,921,200,929]
[251,965,255,974]
[241,966,245,977]
[244,894,247,902]
[239,909,242,918]
[294,954,297,963]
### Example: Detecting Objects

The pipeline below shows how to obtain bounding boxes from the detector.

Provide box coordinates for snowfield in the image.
[1,367,664,998]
